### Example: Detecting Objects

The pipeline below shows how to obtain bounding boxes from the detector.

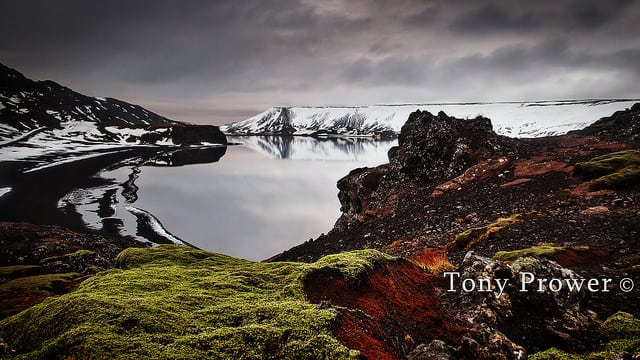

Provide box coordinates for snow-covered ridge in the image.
[221,99,640,138]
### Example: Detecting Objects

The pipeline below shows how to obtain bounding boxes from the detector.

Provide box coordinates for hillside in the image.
[0,63,227,171]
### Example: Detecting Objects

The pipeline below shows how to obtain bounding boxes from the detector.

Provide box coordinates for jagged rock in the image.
[407,340,453,360]
[335,110,516,225]
[390,110,515,183]
[449,252,601,354]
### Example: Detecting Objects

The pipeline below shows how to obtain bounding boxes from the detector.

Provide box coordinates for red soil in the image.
[304,259,465,359]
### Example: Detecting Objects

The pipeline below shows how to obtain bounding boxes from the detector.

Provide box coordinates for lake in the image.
[61,136,396,260]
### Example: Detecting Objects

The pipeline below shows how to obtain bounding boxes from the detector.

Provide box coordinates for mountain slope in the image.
[0,63,226,174]
[221,100,640,138]
[0,63,178,137]
[0,63,226,148]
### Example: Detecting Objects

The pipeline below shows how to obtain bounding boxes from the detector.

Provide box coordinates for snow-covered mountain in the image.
[0,63,226,172]
[221,100,640,138]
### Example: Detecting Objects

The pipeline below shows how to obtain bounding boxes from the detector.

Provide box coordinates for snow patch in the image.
[125,206,187,246]
[23,149,131,173]
[0,187,11,197]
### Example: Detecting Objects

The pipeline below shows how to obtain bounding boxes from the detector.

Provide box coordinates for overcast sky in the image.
[1,0,639,125]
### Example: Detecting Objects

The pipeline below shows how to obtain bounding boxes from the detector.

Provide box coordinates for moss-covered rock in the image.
[574,149,640,189]
[0,245,398,359]
[493,245,565,262]
[530,312,640,359]
[450,213,524,251]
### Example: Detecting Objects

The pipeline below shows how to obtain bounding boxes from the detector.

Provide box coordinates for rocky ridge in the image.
[271,105,640,358]
[0,63,226,146]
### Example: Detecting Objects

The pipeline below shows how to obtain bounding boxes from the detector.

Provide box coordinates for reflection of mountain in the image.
[0,145,227,247]
[228,136,396,164]
[222,100,640,138]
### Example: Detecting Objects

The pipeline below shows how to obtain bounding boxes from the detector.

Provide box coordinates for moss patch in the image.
[0,245,396,359]
[0,265,41,279]
[450,213,525,251]
[574,149,640,189]
[530,312,640,359]
[493,245,566,262]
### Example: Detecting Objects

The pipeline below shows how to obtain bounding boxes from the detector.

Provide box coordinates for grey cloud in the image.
[1,0,638,124]
[568,0,635,29]
[451,3,542,33]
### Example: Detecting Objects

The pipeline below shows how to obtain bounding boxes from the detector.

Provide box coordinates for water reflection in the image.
[56,146,226,245]
[228,135,396,163]
[56,137,395,260]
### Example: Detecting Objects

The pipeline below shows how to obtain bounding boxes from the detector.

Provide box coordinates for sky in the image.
[1,0,639,125]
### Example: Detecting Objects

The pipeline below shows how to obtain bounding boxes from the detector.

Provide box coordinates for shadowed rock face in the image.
[391,111,516,183]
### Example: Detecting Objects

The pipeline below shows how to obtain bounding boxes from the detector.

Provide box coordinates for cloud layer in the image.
[1,0,638,124]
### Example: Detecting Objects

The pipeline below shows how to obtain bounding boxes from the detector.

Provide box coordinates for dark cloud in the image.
[568,0,635,29]
[0,0,638,124]
[451,3,542,33]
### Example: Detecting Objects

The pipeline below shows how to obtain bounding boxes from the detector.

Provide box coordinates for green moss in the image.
[530,312,640,359]
[492,244,594,262]
[41,249,96,264]
[308,249,395,285]
[601,311,640,340]
[0,265,41,278]
[493,245,564,261]
[575,150,640,189]
[453,214,522,251]
[0,245,385,359]
[529,347,578,360]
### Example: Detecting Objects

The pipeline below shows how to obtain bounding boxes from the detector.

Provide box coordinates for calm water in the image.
[63,137,396,260]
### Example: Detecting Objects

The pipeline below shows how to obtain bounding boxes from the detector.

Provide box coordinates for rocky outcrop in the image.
[390,111,516,183]
[571,103,640,144]
[169,124,227,145]
[271,105,640,356]
[336,111,517,225]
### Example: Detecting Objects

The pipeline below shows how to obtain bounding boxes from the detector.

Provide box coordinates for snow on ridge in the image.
[222,99,639,138]
[125,206,187,246]
[0,187,11,198]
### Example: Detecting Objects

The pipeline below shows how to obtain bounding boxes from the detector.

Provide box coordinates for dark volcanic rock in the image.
[0,222,148,319]
[571,103,640,144]
[336,111,517,226]
[170,124,227,145]
[390,110,515,183]
[271,105,640,356]
[273,110,524,263]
